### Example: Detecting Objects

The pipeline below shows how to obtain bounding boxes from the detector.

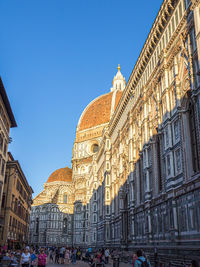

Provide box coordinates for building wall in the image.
[0,78,17,230]
[87,0,200,258]
[0,154,33,248]
[0,95,12,211]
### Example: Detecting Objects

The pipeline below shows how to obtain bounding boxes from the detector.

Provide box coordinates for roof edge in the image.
[0,77,17,128]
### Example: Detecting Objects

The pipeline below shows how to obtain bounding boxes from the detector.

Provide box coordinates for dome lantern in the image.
[111,64,126,92]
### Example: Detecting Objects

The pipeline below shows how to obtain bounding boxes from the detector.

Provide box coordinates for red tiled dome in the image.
[46,167,72,183]
[78,91,122,131]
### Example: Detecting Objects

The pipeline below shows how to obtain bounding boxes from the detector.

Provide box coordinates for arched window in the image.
[63,218,68,233]
[63,194,67,204]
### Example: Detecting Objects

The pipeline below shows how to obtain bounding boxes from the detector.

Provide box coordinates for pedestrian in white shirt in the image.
[21,248,31,267]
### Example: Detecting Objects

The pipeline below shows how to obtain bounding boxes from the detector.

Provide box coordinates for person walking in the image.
[65,248,70,264]
[38,249,47,267]
[30,248,37,267]
[133,253,138,267]
[72,248,77,264]
[21,248,31,267]
[134,250,151,267]
[105,248,110,264]
[9,252,18,266]
[55,248,59,264]
[59,246,65,264]
[49,249,54,263]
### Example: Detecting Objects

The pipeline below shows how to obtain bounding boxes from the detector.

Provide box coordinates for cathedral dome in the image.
[77,65,125,132]
[46,167,72,183]
[78,90,122,131]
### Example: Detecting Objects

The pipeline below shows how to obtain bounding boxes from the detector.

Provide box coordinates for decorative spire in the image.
[111,64,126,92]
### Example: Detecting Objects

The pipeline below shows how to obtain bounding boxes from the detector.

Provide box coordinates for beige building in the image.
[0,152,33,248]
[0,77,17,228]
[30,0,200,263]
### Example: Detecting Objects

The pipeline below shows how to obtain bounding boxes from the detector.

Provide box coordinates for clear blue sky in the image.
[0,0,163,197]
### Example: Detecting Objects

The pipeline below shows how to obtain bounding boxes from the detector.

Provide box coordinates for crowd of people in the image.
[0,246,47,267]
[0,245,199,267]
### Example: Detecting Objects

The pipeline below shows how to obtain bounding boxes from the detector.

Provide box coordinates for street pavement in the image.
[47,260,89,267]
[46,260,132,267]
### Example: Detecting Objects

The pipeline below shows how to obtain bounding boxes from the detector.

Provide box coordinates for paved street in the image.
[47,261,89,267]
[46,260,132,267]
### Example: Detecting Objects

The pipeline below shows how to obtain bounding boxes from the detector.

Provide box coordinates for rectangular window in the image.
[174,120,180,142]
[175,149,182,173]
[167,155,171,176]
[165,128,169,147]
[189,208,195,229]
[94,204,96,212]
[106,205,110,215]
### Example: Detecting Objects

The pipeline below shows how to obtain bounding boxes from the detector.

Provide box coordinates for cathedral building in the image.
[30,0,200,262]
